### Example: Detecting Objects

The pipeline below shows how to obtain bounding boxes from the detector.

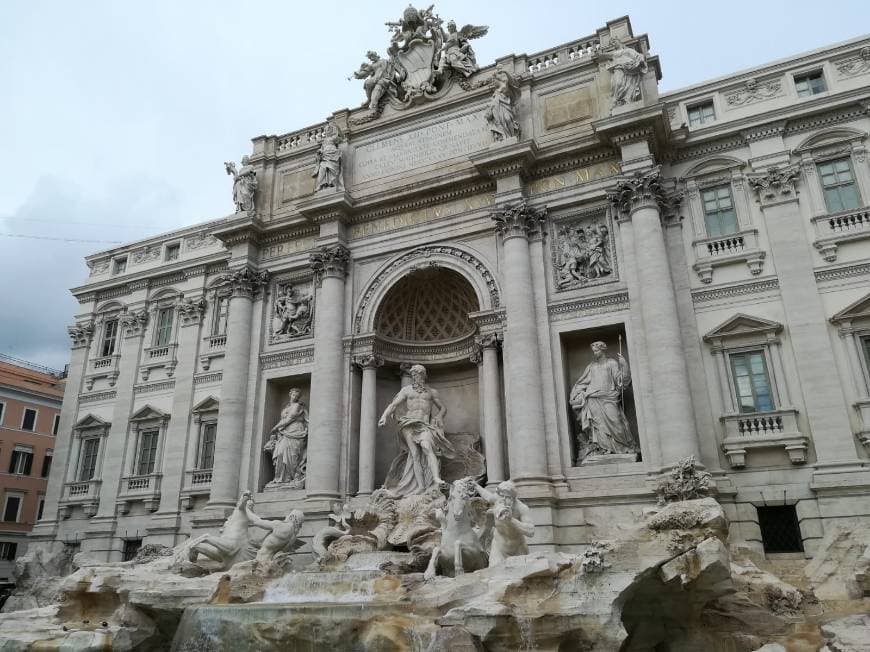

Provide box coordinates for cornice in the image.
[260,347,315,370]
[469,139,539,180]
[547,291,629,320]
[351,180,495,224]
[691,278,780,305]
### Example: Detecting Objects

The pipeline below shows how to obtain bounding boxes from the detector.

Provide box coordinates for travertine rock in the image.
[805,525,870,600]
[820,614,870,652]
[1,545,76,612]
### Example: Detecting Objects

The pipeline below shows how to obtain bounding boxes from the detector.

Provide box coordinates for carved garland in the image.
[353,245,501,334]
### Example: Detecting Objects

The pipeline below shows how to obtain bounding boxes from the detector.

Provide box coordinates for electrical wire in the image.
[0,233,123,244]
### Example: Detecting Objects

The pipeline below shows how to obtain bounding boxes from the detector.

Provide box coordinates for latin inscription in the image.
[260,236,317,262]
[527,161,621,195]
[353,113,491,183]
[350,194,495,239]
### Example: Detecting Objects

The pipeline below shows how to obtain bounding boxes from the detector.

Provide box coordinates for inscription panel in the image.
[261,236,317,262]
[528,161,620,195]
[281,168,316,203]
[544,87,594,129]
[350,193,495,239]
[353,113,490,184]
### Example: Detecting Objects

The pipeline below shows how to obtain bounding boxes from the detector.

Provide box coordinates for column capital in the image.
[178,297,207,327]
[119,309,149,338]
[747,164,801,206]
[310,244,350,282]
[67,321,95,349]
[354,353,383,370]
[219,266,270,299]
[491,201,547,240]
[608,165,682,221]
[478,332,503,350]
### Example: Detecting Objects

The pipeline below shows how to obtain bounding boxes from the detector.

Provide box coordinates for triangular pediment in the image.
[703,313,783,341]
[73,414,110,430]
[129,405,169,422]
[831,293,870,323]
[192,396,220,414]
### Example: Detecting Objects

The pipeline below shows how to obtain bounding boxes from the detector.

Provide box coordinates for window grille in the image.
[757,505,804,553]
[122,539,142,562]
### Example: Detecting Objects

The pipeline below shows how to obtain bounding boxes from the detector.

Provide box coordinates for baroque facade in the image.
[32,15,870,562]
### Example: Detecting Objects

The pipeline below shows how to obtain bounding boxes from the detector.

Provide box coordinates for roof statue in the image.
[351,4,488,123]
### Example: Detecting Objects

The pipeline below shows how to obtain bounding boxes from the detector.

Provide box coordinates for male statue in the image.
[379,364,455,495]
[475,480,535,566]
[569,341,638,463]
[243,501,304,567]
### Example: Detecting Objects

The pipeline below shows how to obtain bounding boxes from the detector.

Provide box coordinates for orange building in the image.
[0,355,65,581]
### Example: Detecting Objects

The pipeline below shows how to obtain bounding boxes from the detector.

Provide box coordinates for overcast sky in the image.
[2,1,869,370]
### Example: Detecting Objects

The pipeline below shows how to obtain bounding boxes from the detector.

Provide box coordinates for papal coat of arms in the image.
[350,5,488,122]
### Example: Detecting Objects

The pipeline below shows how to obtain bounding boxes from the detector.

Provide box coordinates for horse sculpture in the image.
[424,477,488,580]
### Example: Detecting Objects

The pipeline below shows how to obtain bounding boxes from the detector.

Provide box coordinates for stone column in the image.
[610,167,700,466]
[492,202,550,483]
[747,165,858,465]
[305,245,350,500]
[32,323,95,538]
[154,298,205,524]
[479,334,506,484]
[355,354,383,496]
[208,268,269,510]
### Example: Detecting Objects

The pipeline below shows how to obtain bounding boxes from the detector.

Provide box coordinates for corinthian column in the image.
[208,267,269,510]
[478,333,506,484]
[492,202,550,483]
[355,354,383,496]
[305,244,350,500]
[609,167,699,466]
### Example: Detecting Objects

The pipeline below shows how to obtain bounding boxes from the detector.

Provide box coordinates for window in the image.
[702,185,739,237]
[165,243,180,262]
[0,542,18,560]
[135,430,159,476]
[154,307,174,347]
[757,505,804,553]
[212,296,229,336]
[122,538,142,562]
[8,448,33,475]
[37,497,45,521]
[198,422,217,470]
[51,414,60,436]
[78,438,100,481]
[818,158,861,213]
[113,257,127,275]
[794,70,826,97]
[730,351,774,414]
[688,101,715,127]
[0,402,5,426]
[100,319,119,357]
[41,451,53,479]
[2,494,22,522]
[21,408,37,432]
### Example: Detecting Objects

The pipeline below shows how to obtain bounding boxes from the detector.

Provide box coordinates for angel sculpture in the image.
[350,51,395,111]
[484,69,520,141]
[438,20,488,78]
[224,156,257,213]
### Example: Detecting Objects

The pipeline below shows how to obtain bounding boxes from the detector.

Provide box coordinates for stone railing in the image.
[691,229,764,283]
[92,356,114,369]
[187,469,213,486]
[276,123,328,153]
[720,408,808,467]
[140,344,178,381]
[812,206,870,262]
[146,345,170,360]
[207,334,227,349]
[123,474,162,493]
[527,36,601,73]
[63,479,101,502]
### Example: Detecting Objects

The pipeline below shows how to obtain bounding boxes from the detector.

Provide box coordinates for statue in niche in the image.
[224,156,258,213]
[474,480,535,567]
[484,69,520,142]
[274,284,312,338]
[379,364,456,496]
[569,341,638,464]
[597,37,647,108]
[437,20,488,78]
[312,126,344,192]
[350,50,396,112]
[264,389,308,488]
[557,223,612,288]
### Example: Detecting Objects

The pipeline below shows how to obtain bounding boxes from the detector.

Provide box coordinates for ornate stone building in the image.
[32,14,870,561]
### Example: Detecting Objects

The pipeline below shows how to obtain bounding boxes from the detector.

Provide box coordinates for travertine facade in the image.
[32,15,870,562]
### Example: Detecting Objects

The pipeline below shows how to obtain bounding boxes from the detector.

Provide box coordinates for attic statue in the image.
[312,126,344,191]
[224,156,257,213]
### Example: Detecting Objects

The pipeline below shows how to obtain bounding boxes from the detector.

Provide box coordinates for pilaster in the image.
[355,354,383,496]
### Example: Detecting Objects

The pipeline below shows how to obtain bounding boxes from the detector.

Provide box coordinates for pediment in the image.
[831,293,870,324]
[703,313,783,341]
[73,414,110,430]
[794,127,866,154]
[129,405,170,422]
[192,396,220,414]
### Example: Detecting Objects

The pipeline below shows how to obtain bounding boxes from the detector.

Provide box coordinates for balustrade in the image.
[720,408,808,467]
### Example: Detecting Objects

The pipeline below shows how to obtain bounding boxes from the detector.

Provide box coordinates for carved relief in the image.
[177,298,207,327]
[271,280,314,342]
[724,77,783,108]
[552,214,616,290]
[88,260,110,277]
[131,246,161,265]
[119,310,149,337]
[185,231,218,250]
[67,322,95,349]
[836,47,870,77]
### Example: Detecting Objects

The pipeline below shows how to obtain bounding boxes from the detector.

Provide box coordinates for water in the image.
[261,570,385,604]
